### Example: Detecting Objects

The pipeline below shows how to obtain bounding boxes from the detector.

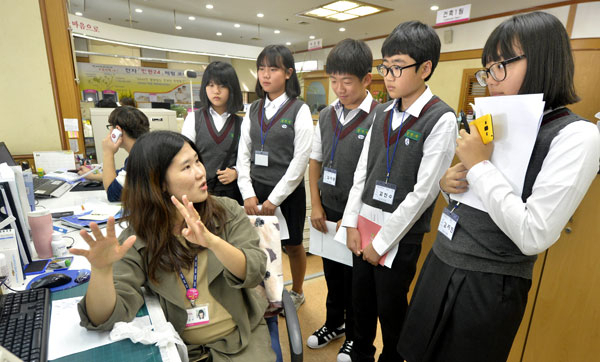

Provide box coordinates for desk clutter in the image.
[26,269,91,293]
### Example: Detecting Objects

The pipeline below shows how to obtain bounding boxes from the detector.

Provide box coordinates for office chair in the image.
[248,215,303,362]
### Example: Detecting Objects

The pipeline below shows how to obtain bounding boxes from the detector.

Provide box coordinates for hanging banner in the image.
[77,63,203,107]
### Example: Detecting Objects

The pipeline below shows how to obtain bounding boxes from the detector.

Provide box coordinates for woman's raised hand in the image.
[70,217,136,272]
[171,195,216,248]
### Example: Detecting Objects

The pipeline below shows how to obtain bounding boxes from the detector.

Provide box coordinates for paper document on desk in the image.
[33,151,76,174]
[48,296,151,360]
[309,218,352,267]
[452,94,545,212]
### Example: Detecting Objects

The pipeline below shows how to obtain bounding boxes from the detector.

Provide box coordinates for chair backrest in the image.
[247,215,284,317]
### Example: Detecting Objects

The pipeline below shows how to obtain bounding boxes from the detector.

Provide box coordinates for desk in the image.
[30,190,181,362]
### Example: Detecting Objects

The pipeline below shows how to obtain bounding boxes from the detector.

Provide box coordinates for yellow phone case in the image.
[470,114,494,144]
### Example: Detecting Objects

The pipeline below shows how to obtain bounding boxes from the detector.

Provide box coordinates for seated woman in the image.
[72,130,274,362]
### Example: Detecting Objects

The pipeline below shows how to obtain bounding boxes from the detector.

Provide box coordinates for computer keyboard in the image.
[0,288,50,362]
[33,177,51,188]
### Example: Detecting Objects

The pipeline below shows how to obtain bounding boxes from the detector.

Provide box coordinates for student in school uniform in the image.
[340,21,457,362]
[181,61,244,205]
[237,45,313,310]
[78,106,149,202]
[397,12,600,362]
[307,38,376,362]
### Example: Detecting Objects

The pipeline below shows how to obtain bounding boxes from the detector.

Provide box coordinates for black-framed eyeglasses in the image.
[105,124,113,130]
[475,54,526,86]
[377,62,422,78]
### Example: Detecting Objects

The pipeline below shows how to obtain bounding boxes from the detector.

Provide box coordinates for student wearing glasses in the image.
[340,21,456,362]
[79,106,150,201]
[398,12,600,362]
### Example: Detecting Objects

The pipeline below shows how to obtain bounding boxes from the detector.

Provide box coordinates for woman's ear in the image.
[286,68,293,79]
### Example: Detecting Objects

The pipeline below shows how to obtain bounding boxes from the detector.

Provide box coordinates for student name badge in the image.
[438,208,459,240]
[255,150,269,167]
[373,180,396,205]
[323,167,337,186]
[186,304,210,327]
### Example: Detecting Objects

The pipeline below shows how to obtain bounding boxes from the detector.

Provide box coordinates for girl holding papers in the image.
[398,11,600,362]
[72,131,273,361]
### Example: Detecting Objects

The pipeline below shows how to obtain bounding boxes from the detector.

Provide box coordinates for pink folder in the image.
[357,215,387,266]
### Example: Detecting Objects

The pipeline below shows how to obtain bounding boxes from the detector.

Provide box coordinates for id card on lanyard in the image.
[438,202,460,240]
[255,98,288,167]
[372,108,406,205]
[324,104,345,186]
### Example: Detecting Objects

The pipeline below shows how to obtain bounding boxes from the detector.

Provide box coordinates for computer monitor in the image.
[151,102,172,110]
[0,142,17,167]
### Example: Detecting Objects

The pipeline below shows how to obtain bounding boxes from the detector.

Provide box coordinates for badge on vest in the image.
[438,207,459,240]
[405,130,422,141]
[323,167,337,186]
[280,119,293,129]
[356,127,368,140]
[186,304,210,327]
[255,150,269,167]
[373,180,396,205]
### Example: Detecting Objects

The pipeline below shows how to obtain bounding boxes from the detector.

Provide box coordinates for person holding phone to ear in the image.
[79,106,149,201]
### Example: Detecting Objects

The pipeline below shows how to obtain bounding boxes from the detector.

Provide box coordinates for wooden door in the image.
[521,176,600,361]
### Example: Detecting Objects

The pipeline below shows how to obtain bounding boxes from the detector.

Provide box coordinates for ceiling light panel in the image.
[300,1,390,22]
[323,1,359,12]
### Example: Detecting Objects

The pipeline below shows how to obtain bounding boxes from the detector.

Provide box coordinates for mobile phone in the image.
[47,257,73,271]
[111,128,122,143]
[24,259,51,275]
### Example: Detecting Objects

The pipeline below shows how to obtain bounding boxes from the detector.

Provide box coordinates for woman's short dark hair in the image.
[199,61,243,113]
[122,130,226,282]
[119,97,136,107]
[326,38,373,79]
[108,106,149,139]
[255,45,301,98]
[381,21,441,81]
[482,11,579,109]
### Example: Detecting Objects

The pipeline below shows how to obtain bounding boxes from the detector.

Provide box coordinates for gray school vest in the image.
[317,101,377,213]
[193,108,240,189]
[433,108,584,279]
[361,97,454,236]
[248,98,305,187]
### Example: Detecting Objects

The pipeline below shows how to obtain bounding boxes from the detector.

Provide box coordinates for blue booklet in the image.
[60,210,123,231]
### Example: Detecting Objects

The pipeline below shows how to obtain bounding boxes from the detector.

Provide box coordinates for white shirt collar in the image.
[264,92,289,109]
[331,90,374,114]
[384,86,434,118]
[209,106,230,119]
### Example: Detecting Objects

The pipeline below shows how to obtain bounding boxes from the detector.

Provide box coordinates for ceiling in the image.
[68,0,561,51]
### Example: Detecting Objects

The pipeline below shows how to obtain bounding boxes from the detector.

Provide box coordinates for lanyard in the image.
[328,104,345,167]
[178,254,199,307]
[260,98,288,151]
[385,108,406,183]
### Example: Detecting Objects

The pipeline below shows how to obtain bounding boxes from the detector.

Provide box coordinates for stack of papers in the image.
[453,94,545,212]
[60,203,122,230]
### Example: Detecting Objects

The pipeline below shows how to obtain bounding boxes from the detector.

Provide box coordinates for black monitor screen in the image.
[151,102,172,110]
[0,142,17,166]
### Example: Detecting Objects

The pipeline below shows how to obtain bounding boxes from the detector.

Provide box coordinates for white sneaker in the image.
[289,290,305,310]
[337,339,353,362]
[306,324,345,349]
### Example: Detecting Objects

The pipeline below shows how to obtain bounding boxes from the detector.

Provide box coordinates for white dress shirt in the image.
[341,87,458,258]
[237,93,313,206]
[465,119,600,256]
[181,106,231,141]
[310,91,374,162]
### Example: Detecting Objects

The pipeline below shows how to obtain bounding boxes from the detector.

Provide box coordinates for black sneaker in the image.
[306,324,345,349]
[337,340,353,362]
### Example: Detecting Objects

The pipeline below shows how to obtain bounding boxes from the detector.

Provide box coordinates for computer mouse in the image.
[75,270,90,284]
[82,180,102,188]
[30,273,72,289]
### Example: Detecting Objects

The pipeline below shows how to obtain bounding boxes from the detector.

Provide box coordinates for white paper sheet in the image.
[452,94,545,212]
[33,151,76,174]
[308,219,352,267]
[48,296,151,360]
[256,205,289,240]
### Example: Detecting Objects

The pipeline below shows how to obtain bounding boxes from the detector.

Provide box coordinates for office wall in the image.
[231,58,257,93]
[166,52,209,70]
[88,40,140,66]
[428,58,482,112]
[0,0,61,154]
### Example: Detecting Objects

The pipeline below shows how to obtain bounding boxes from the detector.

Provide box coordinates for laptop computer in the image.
[0,142,72,198]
